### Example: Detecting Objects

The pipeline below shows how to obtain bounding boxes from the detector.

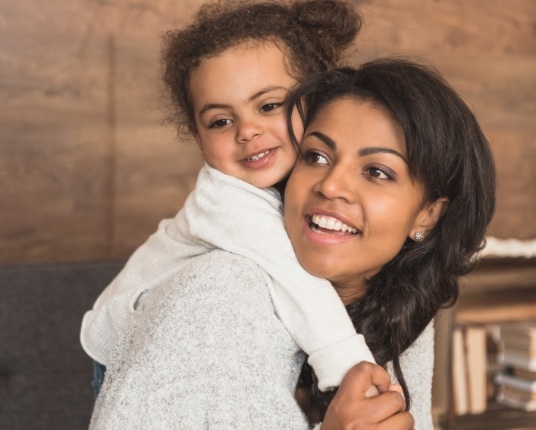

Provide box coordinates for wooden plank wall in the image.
[1,0,534,264]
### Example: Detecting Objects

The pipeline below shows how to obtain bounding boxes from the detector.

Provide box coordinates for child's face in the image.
[189,41,303,188]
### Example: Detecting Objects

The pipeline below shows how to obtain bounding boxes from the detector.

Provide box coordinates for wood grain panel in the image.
[1,0,534,263]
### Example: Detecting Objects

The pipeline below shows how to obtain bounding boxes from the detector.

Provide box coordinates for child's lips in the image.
[243,149,271,162]
[240,148,277,168]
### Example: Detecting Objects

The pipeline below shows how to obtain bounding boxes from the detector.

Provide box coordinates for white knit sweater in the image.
[81,163,373,391]
[90,251,435,429]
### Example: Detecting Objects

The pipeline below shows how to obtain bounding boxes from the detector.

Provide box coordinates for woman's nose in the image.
[313,164,357,203]
[235,117,263,143]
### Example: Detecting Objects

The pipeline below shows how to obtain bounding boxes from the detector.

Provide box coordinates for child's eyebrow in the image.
[199,103,229,116]
[199,86,289,116]
[248,85,289,103]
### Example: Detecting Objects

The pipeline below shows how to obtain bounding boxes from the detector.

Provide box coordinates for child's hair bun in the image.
[291,0,362,64]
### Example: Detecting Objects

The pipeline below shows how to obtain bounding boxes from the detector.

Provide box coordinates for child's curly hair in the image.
[161,0,362,137]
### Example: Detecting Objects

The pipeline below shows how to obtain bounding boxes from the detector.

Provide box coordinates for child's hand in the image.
[322,362,414,430]
[389,383,404,395]
[364,369,402,398]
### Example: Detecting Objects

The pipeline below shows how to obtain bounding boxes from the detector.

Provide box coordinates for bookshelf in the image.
[439,257,536,430]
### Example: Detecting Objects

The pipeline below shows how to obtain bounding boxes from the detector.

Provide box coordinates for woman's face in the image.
[284,97,431,304]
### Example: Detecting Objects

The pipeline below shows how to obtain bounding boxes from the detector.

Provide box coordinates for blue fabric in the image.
[92,361,107,399]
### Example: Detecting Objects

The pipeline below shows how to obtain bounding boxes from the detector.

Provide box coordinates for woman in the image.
[285,59,496,426]
[90,59,495,429]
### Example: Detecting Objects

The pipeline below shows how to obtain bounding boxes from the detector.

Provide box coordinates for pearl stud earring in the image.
[414,232,425,241]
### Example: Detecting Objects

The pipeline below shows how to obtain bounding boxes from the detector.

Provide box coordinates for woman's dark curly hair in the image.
[286,58,496,422]
[161,0,362,137]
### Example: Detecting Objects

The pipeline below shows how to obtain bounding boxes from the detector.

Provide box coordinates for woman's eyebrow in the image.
[308,131,337,149]
[307,131,407,162]
[358,147,407,163]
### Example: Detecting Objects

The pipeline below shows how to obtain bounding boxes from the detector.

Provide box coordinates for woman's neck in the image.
[332,281,367,306]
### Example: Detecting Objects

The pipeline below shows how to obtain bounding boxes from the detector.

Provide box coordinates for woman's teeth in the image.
[246,150,270,161]
[311,214,358,234]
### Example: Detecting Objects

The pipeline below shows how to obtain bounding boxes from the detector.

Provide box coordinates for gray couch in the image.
[0,260,124,430]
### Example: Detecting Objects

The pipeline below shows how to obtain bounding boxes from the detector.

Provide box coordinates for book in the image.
[452,327,469,415]
[496,394,536,412]
[512,368,536,380]
[497,321,536,370]
[500,385,536,403]
[500,321,536,350]
[502,334,536,352]
[465,326,488,414]
[495,372,536,392]
[498,349,536,371]
[451,325,488,415]
[496,372,536,411]
[500,321,536,339]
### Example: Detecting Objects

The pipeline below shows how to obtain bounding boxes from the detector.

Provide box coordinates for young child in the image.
[81,0,375,395]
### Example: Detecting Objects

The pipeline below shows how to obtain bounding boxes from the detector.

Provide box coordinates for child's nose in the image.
[236,118,263,143]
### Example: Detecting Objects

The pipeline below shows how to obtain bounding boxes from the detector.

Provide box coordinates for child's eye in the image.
[303,150,329,166]
[364,166,394,180]
[209,118,232,129]
[260,102,282,113]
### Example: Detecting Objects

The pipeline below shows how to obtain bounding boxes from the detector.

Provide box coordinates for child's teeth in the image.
[249,150,269,161]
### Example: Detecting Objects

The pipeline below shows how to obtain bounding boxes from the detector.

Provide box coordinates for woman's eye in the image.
[209,118,232,128]
[260,103,282,113]
[303,150,329,165]
[365,166,393,180]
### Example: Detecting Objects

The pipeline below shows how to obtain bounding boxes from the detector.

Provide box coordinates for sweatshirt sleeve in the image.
[80,215,207,365]
[173,164,374,391]
[90,251,310,430]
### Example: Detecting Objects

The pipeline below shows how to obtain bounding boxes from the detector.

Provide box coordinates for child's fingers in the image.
[338,361,392,398]
[365,390,407,422]
[389,383,404,395]
[364,384,380,397]
[377,408,415,430]
[323,364,408,430]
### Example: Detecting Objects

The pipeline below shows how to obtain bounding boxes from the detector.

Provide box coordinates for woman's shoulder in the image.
[398,321,434,369]
[143,250,274,319]
[179,248,265,275]
[395,321,435,430]
[173,249,270,294]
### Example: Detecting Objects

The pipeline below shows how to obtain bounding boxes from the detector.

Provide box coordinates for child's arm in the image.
[80,177,209,366]
[175,164,375,391]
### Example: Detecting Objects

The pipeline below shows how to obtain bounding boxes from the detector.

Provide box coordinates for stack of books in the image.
[451,324,490,415]
[495,321,536,411]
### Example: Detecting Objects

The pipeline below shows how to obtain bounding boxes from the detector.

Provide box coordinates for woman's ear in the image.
[410,197,449,241]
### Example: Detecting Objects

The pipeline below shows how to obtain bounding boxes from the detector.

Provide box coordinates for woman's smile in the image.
[306,209,361,241]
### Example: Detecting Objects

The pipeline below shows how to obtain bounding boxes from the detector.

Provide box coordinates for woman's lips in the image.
[310,214,359,234]
[304,211,361,243]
